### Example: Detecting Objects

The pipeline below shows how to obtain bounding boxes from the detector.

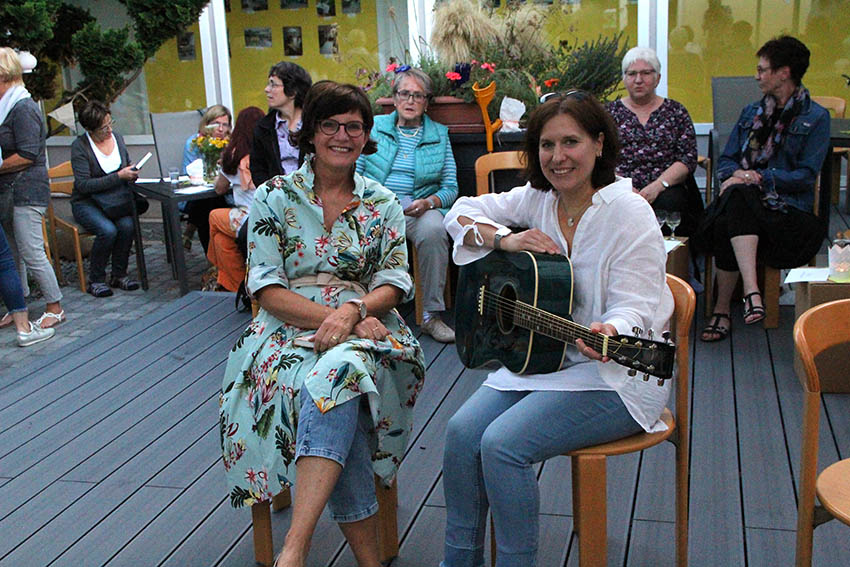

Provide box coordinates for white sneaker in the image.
[17,322,55,347]
[421,317,456,343]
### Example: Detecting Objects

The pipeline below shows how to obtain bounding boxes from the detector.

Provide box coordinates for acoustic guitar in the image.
[455,250,675,382]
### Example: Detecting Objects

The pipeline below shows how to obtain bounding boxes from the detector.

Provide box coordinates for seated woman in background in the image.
[181,104,232,254]
[606,46,703,237]
[697,36,829,342]
[356,66,458,343]
[71,100,149,297]
[440,90,672,566]
[206,105,264,292]
[220,81,425,567]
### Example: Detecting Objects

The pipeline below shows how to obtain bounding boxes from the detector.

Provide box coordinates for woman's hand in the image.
[117,165,140,182]
[732,169,761,185]
[312,304,360,352]
[498,228,561,255]
[353,316,389,341]
[574,322,617,363]
[403,198,433,218]
[638,181,665,204]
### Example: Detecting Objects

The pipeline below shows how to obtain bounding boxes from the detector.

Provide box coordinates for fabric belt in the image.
[289,273,367,297]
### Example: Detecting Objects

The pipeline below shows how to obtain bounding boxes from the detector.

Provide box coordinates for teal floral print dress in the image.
[220,158,426,509]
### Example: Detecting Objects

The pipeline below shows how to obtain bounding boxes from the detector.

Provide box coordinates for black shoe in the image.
[109,276,141,291]
[88,282,114,297]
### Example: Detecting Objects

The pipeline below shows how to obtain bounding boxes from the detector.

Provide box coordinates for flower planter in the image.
[376,96,485,133]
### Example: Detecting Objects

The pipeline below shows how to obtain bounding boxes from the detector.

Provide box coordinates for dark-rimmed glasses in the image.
[318,119,365,137]
[539,89,588,104]
[624,69,656,79]
[95,120,115,134]
[394,90,427,103]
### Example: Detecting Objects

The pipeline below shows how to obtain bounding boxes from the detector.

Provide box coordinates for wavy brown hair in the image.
[296,81,378,159]
[221,106,264,176]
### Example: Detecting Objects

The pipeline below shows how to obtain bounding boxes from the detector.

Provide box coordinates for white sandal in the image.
[36,310,66,329]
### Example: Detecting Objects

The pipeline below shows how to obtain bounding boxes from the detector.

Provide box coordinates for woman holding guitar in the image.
[440,91,674,567]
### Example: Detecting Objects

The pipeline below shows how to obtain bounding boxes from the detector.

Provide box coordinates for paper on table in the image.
[175,185,213,195]
[664,239,683,254]
[784,267,830,284]
[136,178,162,183]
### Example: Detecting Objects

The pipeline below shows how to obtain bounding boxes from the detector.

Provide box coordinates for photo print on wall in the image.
[281,0,308,8]
[245,27,273,48]
[316,0,336,17]
[242,0,268,11]
[318,24,339,55]
[284,27,303,56]
[342,0,360,14]
[177,32,196,61]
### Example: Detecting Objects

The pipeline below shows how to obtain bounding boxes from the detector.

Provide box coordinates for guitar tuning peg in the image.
[627,369,637,377]
[657,378,665,386]
[632,326,643,337]
[647,329,654,340]
[642,373,650,381]
[661,330,671,341]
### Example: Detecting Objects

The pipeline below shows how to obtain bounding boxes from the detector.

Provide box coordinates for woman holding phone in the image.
[71,100,149,297]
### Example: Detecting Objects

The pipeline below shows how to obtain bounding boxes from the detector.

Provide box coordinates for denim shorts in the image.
[296,387,378,523]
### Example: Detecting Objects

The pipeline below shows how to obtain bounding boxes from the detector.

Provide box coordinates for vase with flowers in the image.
[192,135,228,184]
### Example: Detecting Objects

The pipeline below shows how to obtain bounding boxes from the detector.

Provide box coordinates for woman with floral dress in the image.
[220,81,425,567]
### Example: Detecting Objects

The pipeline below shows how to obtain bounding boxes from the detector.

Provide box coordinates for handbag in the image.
[90,184,149,219]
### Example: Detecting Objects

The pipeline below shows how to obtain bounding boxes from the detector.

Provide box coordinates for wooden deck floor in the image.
[1,201,849,566]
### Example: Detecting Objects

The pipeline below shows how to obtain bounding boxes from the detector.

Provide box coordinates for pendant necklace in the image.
[561,195,593,228]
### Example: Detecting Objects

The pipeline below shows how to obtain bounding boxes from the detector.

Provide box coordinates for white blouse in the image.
[86,133,121,174]
[443,177,674,432]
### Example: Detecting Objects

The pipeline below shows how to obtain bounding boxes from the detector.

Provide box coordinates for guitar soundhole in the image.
[496,284,517,334]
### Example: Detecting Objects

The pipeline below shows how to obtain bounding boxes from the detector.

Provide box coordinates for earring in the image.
[596,150,602,157]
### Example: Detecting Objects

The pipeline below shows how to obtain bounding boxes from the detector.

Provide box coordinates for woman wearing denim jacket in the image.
[697,36,829,342]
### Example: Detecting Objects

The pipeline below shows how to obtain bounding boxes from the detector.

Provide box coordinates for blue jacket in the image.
[717,93,830,213]
[356,112,458,212]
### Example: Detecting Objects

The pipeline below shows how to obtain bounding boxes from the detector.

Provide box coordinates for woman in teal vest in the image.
[356,67,458,342]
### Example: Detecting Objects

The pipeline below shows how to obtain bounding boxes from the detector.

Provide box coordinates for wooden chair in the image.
[793,298,850,566]
[488,274,695,567]
[246,300,401,566]
[811,95,849,206]
[474,150,524,197]
[45,161,90,292]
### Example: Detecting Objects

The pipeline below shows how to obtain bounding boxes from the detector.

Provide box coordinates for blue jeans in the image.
[0,223,26,314]
[72,200,135,284]
[295,388,378,523]
[441,386,643,567]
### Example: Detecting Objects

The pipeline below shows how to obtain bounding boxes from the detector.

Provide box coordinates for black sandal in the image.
[701,313,730,342]
[742,292,766,325]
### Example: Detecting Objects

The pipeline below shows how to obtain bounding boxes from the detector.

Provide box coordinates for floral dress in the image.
[220,159,426,509]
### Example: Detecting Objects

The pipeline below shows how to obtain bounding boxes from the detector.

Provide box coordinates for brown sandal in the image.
[701,313,730,342]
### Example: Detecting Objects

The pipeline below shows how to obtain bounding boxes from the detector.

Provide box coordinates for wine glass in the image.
[655,210,668,234]
[667,211,681,238]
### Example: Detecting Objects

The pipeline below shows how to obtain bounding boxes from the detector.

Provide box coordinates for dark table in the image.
[131,180,217,296]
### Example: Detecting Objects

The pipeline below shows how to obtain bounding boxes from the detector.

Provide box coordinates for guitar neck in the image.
[512,299,611,352]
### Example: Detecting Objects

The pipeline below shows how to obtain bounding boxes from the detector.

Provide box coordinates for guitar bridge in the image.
[478,286,485,316]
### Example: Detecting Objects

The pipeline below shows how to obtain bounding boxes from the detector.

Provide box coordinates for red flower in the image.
[544,78,560,88]
[445,71,462,81]
[480,62,496,73]
[386,62,399,73]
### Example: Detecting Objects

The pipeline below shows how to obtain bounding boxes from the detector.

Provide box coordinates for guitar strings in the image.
[480,290,655,353]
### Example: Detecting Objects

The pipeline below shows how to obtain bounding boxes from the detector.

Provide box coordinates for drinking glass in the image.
[168,167,180,185]
[667,211,681,237]
[655,210,668,233]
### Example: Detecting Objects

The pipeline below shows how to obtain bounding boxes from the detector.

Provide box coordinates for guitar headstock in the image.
[609,328,676,383]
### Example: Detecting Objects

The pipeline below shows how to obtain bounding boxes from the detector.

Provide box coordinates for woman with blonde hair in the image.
[0,47,66,330]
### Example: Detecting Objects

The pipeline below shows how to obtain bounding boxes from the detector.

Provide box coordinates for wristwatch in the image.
[493,227,512,250]
[660,179,670,189]
[345,298,367,320]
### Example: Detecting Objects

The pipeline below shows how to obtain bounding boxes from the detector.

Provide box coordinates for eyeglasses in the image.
[539,89,588,103]
[95,120,115,134]
[395,90,427,103]
[624,69,656,79]
[267,79,284,90]
[756,65,772,75]
[318,119,366,137]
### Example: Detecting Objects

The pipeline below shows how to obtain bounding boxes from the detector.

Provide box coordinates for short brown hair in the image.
[78,100,111,132]
[757,35,810,86]
[198,104,232,134]
[523,90,620,191]
[296,81,378,157]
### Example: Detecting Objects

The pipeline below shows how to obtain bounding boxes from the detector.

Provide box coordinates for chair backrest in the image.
[149,110,205,179]
[474,150,525,196]
[794,298,850,394]
[48,161,74,196]
[711,76,762,129]
[666,274,696,417]
[812,95,846,118]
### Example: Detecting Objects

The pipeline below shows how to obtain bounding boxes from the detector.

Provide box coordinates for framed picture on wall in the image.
[177,32,196,61]
[242,0,269,11]
[284,27,303,56]
[245,27,273,48]
[318,24,339,55]
[281,0,307,8]
[342,0,360,14]
[316,0,336,17]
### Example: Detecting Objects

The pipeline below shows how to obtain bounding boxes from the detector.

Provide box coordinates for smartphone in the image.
[132,151,153,171]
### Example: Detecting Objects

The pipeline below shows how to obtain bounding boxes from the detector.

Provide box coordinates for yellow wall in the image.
[144,1,380,115]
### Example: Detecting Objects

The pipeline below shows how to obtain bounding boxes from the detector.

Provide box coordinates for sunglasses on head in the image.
[539,89,589,103]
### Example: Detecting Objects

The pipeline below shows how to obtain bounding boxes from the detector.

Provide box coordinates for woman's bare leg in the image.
[275,456,343,567]
[730,234,763,322]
